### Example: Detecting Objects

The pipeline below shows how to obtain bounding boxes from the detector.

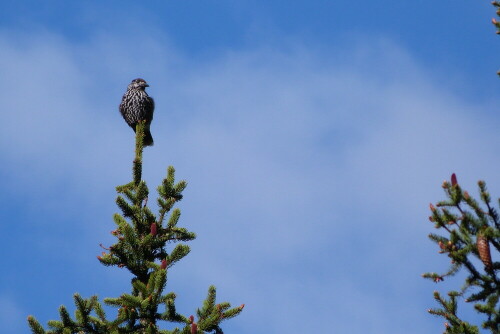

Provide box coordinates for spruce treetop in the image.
[28,121,243,334]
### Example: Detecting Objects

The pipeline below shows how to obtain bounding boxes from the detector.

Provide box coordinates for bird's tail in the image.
[143,128,154,147]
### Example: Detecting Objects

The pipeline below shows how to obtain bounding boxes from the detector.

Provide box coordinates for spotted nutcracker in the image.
[119,78,155,146]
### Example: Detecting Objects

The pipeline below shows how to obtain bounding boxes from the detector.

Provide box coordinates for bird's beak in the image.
[144,83,149,87]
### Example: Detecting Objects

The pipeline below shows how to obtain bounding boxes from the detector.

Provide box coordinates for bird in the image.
[119,78,155,146]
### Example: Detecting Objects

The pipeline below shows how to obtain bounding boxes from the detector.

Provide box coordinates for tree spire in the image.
[28,121,243,334]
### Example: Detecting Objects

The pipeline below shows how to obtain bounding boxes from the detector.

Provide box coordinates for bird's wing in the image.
[118,95,126,116]
[147,96,155,115]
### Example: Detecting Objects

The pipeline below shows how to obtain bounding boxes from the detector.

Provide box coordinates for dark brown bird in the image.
[119,78,155,146]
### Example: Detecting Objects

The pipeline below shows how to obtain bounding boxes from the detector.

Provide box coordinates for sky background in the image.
[0,1,499,333]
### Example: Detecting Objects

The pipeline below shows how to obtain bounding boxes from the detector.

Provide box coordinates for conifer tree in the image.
[423,5,500,332]
[27,121,244,333]
[423,174,500,333]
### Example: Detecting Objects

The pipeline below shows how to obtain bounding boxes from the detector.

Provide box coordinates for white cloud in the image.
[0,31,497,333]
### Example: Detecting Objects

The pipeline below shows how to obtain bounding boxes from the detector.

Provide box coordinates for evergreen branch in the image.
[167,208,181,228]
[427,291,480,334]
[425,175,499,333]
[27,316,46,334]
[480,181,500,230]
[116,181,135,193]
[168,244,191,265]
[116,196,138,221]
[198,286,217,319]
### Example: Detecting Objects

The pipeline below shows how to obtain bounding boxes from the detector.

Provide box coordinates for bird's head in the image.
[128,78,149,90]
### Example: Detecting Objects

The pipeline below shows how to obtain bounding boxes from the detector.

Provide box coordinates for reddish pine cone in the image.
[191,322,198,334]
[150,223,157,236]
[477,234,493,270]
[451,173,457,186]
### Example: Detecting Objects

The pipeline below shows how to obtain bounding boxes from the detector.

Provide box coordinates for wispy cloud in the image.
[0,30,498,333]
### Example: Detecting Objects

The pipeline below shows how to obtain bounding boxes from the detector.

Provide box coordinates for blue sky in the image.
[0,1,499,333]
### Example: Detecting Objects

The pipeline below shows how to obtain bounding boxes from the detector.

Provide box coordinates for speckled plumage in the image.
[119,78,155,146]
